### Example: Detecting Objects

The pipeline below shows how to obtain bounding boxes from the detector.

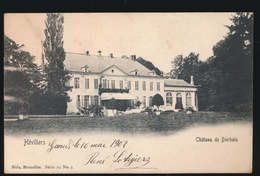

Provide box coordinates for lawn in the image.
[4,111,252,136]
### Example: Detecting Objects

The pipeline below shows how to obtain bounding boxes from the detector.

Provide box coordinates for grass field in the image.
[4,111,252,136]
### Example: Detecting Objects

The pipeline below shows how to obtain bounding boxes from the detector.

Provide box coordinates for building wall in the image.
[67,73,100,113]
[164,86,198,111]
[66,71,165,114]
[127,76,164,109]
[66,69,198,113]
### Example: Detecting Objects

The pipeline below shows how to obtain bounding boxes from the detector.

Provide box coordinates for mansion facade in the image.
[64,52,198,114]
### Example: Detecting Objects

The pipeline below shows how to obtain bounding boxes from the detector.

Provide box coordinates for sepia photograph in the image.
[4,12,253,173]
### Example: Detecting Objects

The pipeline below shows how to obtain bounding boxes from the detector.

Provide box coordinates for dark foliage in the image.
[107,98,128,111]
[136,57,163,76]
[170,13,253,112]
[98,88,129,95]
[175,101,183,110]
[42,13,71,114]
[152,94,164,109]
[185,107,195,112]
[29,91,67,115]
[4,35,41,115]
[135,100,141,108]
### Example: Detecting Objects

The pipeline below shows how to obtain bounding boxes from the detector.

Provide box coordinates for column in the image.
[195,92,198,110]
[172,91,176,108]
[191,92,195,108]
[181,92,186,109]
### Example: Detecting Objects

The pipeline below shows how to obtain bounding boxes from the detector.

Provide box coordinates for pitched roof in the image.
[64,52,157,77]
[164,79,196,87]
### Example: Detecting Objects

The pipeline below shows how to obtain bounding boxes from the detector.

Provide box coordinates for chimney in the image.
[131,55,136,61]
[98,50,102,56]
[85,51,89,55]
[190,75,194,85]
[110,53,113,58]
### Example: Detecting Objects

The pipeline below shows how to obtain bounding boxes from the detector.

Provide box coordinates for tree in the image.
[170,53,202,83]
[4,35,41,115]
[136,57,163,76]
[43,13,71,114]
[152,94,164,110]
[175,101,183,110]
[135,100,141,108]
[169,13,253,112]
[170,55,184,79]
[210,12,253,111]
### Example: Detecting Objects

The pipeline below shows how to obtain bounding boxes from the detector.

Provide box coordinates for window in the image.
[91,95,99,105]
[76,95,80,108]
[127,81,131,90]
[84,95,89,107]
[157,82,160,91]
[82,66,89,72]
[111,80,115,89]
[102,79,107,88]
[94,96,99,105]
[186,93,192,107]
[143,96,146,107]
[94,79,98,89]
[166,92,173,106]
[107,80,110,88]
[85,79,89,89]
[135,81,139,90]
[176,93,182,103]
[120,80,123,89]
[149,96,153,107]
[150,82,153,91]
[142,81,146,91]
[74,78,80,89]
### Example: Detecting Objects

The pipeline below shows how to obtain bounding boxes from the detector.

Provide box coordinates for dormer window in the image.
[81,65,89,73]
[148,70,155,76]
[130,69,138,75]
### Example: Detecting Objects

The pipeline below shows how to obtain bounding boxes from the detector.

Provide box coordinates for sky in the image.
[4,13,234,73]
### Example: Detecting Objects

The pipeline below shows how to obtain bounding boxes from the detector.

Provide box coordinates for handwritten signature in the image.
[84,150,156,170]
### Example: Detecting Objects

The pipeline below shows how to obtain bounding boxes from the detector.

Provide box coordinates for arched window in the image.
[166,92,173,106]
[176,93,182,103]
[186,93,192,107]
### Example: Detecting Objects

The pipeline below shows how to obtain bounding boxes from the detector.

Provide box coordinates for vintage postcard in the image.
[4,13,253,173]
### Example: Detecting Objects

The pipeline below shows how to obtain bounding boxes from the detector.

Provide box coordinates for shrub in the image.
[107,98,118,110]
[175,101,183,110]
[116,101,127,111]
[4,101,21,115]
[152,94,164,110]
[142,107,153,114]
[28,91,68,115]
[90,105,104,116]
[107,98,127,111]
[185,107,194,112]
[135,100,141,108]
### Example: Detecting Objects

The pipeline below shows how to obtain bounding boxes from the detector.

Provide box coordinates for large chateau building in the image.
[64,52,198,114]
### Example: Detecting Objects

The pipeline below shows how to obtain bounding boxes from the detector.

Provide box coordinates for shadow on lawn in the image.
[4,111,252,136]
